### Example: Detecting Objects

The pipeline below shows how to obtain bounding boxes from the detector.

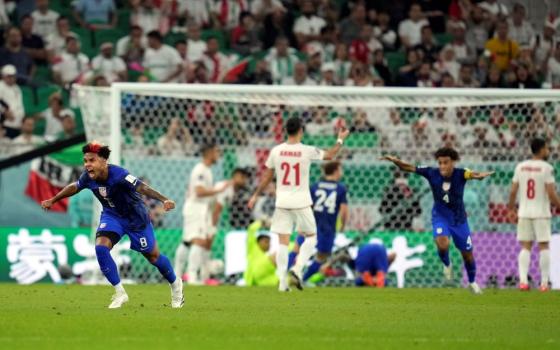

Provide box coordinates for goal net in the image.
[75,84,560,288]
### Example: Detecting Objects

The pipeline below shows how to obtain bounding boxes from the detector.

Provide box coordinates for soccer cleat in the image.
[519,283,530,291]
[539,285,549,292]
[278,286,291,292]
[468,282,483,295]
[443,264,453,282]
[108,292,129,309]
[289,270,304,291]
[171,279,185,309]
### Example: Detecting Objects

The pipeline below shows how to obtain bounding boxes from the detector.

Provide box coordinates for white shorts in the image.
[270,207,316,235]
[517,218,551,242]
[182,213,213,242]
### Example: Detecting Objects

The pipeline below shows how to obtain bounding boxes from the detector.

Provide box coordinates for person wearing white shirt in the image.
[373,11,397,51]
[46,16,78,58]
[212,0,248,31]
[116,25,147,61]
[11,117,43,155]
[37,92,75,141]
[281,62,317,86]
[251,0,284,20]
[0,0,9,28]
[478,0,508,18]
[186,23,207,62]
[177,0,213,27]
[507,3,534,47]
[545,45,560,88]
[143,30,182,82]
[156,117,194,157]
[0,65,25,139]
[531,20,557,71]
[267,36,299,84]
[52,36,90,86]
[293,0,326,47]
[201,37,231,83]
[130,0,164,35]
[398,4,429,49]
[92,42,127,83]
[31,0,60,41]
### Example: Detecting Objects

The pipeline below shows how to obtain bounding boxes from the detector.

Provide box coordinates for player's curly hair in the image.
[434,147,460,161]
[82,142,111,159]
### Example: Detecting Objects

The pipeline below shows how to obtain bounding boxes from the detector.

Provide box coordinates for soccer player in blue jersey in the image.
[290,161,349,283]
[41,142,184,308]
[381,148,493,294]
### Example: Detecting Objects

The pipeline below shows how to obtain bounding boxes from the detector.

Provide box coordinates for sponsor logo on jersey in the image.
[442,182,451,191]
[99,187,107,197]
[99,223,107,229]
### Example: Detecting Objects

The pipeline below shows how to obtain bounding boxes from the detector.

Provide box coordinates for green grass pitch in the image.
[0,284,559,350]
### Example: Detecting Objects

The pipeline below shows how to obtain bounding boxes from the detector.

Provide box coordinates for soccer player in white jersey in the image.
[174,144,230,285]
[508,138,560,292]
[248,117,349,291]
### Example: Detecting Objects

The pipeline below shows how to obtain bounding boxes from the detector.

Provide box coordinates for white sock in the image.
[276,244,289,289]
[174,242,190,278]
[539,249,550,287]
[114,282,126,294]
[293,235,317,278]
[199,248,211,282]
[187,244,204,284]
[518,249,530,285]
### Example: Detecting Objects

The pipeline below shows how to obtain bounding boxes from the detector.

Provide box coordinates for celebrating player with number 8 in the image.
[381,147,493,294]
[248,117,349,292]
[41,142,184,309]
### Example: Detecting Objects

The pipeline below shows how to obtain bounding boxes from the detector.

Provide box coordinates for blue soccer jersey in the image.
[310,180,348,254]
[415,166,473,251]
[77,165,150,231]
[354,243,389,286]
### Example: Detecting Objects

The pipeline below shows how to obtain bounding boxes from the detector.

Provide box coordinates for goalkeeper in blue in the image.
[290,161,348,284]
[381,148,493,294]
[41,142,184,308]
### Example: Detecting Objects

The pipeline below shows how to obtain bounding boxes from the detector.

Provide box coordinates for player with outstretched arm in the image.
[381,147,493,294]
[248,117,349,292]
[41,142,184,308]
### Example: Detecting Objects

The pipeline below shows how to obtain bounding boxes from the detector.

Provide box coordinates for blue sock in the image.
[288,251,298,269]
[464,259,476,283]
[152,254,177,284]
[438,249,450,267]
[303,260,322,281]
[95,245,120,286]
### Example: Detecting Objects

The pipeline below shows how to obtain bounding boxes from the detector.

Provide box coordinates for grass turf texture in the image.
[0,284,559,350]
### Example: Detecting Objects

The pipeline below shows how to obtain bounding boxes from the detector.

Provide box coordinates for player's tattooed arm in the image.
[136,183,176,211]
[41,182,80,210]
[324,128,350,160]
[467,171,495,180]
[248,168,274,209]
[379,155,416,172]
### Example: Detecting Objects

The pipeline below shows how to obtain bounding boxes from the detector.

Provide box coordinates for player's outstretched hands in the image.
[471,171,494,180]
[338,128,350,141]
[41,198,55,211]
[379,155,399,163]
[248,194,258,210]
[163,199,175,211]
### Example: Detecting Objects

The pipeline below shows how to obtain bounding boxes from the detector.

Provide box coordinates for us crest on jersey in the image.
[442,182,451,191]
[99,187,107,197]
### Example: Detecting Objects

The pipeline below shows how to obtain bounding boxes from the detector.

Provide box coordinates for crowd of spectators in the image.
[1,0,559,158]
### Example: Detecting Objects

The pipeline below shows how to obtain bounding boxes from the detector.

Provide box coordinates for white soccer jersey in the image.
[265,142,324,209]
[183,162,214,217]
[513,159,555,218]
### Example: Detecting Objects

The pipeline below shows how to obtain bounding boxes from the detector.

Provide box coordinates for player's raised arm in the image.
[323,129,350,160]
[41,182,80,210]
[379,155,416,173]
[136,182,176,211]
[248,168,274,209]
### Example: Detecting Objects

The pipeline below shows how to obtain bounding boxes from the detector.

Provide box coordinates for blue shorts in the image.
[295,230,336,255]
[432,218,472,252]
[97,212,156,253]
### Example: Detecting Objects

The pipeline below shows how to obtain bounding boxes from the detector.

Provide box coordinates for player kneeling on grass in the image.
[41,142,184,309]
[381,148,493,294]
[507,138,560,292]
[352,243,396,288]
